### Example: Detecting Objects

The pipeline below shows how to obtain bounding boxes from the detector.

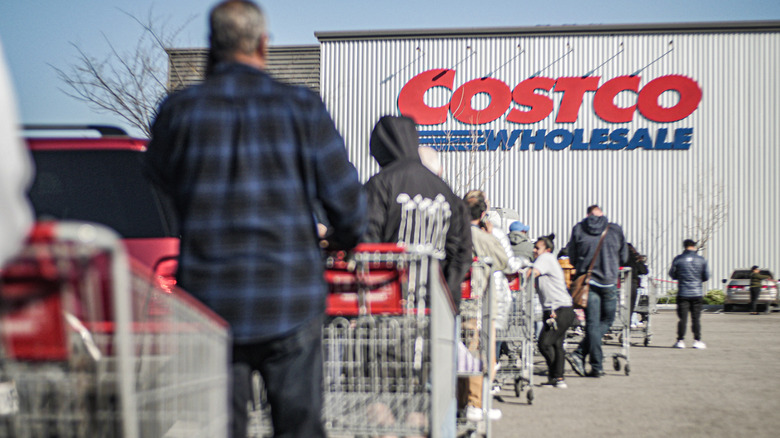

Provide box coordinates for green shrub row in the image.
[656,289,725,305]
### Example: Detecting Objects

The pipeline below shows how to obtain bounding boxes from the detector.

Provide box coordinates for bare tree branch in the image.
[50,8,196,138]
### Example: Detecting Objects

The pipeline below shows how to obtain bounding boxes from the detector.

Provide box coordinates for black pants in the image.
[538,306,575,380]
[630,282,639,316]
[231,316,326,438]
[677,296,703,341]
[750,286,761,312]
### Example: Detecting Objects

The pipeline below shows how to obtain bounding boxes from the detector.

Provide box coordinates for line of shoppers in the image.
[142,3,758,436]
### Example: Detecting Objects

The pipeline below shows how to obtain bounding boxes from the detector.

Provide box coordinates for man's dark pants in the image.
[231,316,326,438]
[750,286,761,313]
[677,296,703,341]
[573,285,617,373]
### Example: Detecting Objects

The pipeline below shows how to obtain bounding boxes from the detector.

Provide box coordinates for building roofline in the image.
[316,20,780,41]
[166,44,319,54]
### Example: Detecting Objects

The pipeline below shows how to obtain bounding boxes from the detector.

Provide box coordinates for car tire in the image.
[723,304,734,312]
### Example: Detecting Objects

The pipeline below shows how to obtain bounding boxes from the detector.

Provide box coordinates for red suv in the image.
[24,125,179,290]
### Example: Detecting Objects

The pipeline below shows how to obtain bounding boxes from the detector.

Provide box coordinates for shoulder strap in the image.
[586,224,610,273]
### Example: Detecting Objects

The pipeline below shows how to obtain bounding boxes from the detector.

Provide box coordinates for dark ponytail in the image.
[538,234,555,253]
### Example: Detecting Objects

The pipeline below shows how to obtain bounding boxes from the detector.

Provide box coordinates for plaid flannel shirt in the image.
[146,62,366,342]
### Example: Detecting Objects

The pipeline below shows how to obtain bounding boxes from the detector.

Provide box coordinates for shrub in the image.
[704,289,725,305]
[657,291,677,305]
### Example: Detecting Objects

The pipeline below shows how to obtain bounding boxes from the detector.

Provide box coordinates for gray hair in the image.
[209,0,267,62]
[418,146,442,176]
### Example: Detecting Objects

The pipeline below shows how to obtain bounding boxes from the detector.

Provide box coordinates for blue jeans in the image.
[573,285,617,373]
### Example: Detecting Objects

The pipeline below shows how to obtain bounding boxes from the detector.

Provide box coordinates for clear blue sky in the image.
[1,0,778,137]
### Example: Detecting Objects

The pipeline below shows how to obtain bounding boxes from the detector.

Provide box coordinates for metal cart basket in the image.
[250,194,458,437]
[493,272,535,404]
[0,221,231,438]
[604,267,633,375]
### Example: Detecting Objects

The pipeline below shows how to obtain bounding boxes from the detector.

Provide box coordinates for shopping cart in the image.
[322,194,458,437]
[457,258,500,438]
[321,245,424,435]
[603,267,633,375]
[0,221,230,438]
[249,193,459,438]
[493,271,535,404]
[631,275,657,346]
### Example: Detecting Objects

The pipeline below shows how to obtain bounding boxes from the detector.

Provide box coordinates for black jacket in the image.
[624,245,649,288]
[566,215,628,286]
[363,116,472,304]
[669,249,710,297]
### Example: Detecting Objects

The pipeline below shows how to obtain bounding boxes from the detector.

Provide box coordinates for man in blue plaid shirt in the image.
[145,2,366,436]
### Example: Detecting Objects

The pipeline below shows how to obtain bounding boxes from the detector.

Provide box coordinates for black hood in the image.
[582,214,609,235]
[369,116,420,167]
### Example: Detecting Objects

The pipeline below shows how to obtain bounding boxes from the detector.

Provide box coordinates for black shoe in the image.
[586,369,605,378]
[566,353,585,377]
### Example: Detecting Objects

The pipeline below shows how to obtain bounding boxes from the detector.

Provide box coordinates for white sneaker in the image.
[692,340,707,349]
[673,340,686,349]
[465,406,482,422]
[465,406,502,422]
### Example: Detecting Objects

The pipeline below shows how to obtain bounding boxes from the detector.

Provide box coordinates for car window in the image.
[730,270,774,279]
[730,270,752,279]
[28,149,178,239]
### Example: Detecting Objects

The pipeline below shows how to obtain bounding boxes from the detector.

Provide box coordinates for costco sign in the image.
[398,69,702,151]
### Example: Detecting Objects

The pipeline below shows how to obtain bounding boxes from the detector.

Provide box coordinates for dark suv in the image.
[24,125,179,288]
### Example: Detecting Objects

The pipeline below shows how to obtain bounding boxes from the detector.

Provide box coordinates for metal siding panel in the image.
[321,31,780,286]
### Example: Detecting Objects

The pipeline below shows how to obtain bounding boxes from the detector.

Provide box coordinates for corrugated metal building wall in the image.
[317,22,780,286]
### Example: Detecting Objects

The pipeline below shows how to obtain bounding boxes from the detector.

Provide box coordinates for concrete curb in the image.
[656,304,723,311]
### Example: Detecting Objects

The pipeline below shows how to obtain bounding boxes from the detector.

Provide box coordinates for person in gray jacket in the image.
[565,205,627,378]
[530,235,575,388]
[508,221,533,262]
[669,239,710,349]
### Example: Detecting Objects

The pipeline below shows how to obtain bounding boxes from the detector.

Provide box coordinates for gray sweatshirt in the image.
[533,252,572,311]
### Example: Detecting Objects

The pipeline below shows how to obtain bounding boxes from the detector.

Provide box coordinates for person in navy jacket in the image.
[669,239,710,349]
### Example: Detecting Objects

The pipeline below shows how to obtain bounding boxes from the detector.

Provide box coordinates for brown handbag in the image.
[570,225,610,309]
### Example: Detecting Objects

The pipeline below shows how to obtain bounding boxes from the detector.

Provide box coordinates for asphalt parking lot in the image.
[489,308,780,438]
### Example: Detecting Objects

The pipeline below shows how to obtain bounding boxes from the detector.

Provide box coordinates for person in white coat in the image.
[0,38,34,267]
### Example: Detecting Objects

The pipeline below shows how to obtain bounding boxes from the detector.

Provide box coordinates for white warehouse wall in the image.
[318,23,780,287]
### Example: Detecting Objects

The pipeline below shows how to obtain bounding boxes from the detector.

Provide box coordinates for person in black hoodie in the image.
[363,115,472,305]
[564,205,628,378]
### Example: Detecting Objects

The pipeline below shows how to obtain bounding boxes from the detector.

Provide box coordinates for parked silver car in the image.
[722,269,778,313]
